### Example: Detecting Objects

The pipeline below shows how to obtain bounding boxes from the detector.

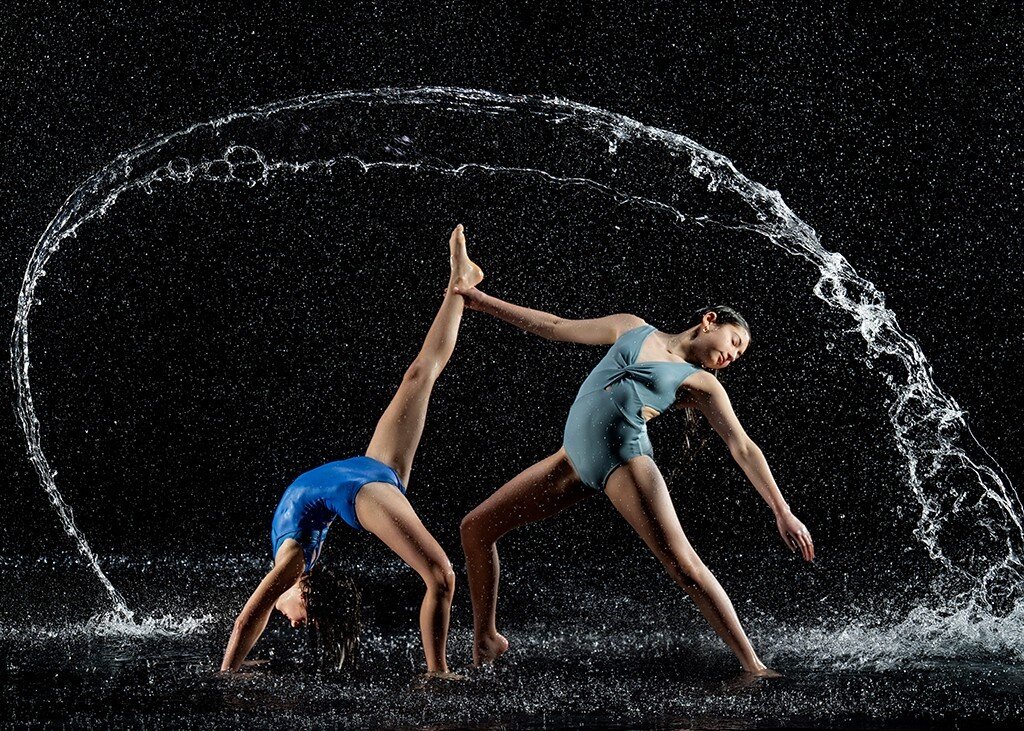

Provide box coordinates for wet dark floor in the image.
[2,554,1022,728]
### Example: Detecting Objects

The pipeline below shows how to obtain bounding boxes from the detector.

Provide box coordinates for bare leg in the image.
[460,447,593,665]
[604,456,779,676]
[356,482,457,673]
[357,224,481,675]
[365,224,482,486]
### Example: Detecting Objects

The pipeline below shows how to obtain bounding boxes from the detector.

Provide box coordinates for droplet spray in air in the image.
[11,87,1022,641]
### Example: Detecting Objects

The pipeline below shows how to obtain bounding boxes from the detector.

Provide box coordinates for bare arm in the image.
[220,544,305,672]
[687,373,815,561]
[453,286,644,345]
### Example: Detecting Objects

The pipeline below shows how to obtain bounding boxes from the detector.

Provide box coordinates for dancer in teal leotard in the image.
[455,285,815,680]
[563,323,702,491]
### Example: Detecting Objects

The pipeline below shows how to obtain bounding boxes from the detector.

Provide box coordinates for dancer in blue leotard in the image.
[221,224,483,678]
[455,285,814,679]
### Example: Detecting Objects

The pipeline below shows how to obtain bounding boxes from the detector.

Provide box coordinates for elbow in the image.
[231,610,255,635]
[538,316,565,341]
[231,615,246,636]
[729,438,758,462]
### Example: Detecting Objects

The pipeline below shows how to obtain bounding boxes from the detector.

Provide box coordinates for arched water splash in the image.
[11,87,1022,636]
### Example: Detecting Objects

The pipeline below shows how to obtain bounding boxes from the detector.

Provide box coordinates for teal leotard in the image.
[562,324,703,491]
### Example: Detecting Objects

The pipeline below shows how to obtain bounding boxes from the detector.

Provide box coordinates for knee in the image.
[666,557,708,590]
[404,358,438,386]
[460,511,491,547]
[425,561,456,599]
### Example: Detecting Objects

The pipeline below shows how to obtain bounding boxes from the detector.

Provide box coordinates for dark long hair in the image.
[303,562,362,673]
[679,305,752,462]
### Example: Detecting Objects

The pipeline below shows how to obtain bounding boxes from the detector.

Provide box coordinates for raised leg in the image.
[604,455,779,676]
[365,224,482,486]
[355,482,457,674]
[358,224,482,676]
[460,447,593,665]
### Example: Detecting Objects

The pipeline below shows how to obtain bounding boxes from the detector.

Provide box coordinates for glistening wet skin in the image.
[9,88,1023,727]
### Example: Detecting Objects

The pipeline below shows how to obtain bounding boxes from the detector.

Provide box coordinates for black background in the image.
[1,1,1021,614]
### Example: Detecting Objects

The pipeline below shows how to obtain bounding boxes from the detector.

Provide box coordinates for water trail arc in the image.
[11,87,1022,622]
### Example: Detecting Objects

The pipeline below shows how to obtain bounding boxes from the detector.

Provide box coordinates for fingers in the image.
[783,530,814,561]
[794,530,814,561]
[451,285,478,299]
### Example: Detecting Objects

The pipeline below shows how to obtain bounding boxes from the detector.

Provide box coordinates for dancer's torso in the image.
[572,324,702,425]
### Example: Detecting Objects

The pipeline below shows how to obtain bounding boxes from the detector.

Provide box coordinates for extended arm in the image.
[453,286,644,345]
[220,545,305,672]
[689,374,815,561]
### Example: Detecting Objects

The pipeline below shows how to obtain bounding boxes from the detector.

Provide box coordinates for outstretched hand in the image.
[451,285,486,310]
[776,510,814,561]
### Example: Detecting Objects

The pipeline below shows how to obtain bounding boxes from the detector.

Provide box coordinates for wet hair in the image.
[679,305,752,463]
[303,563,362,673]
[690,304,751,340]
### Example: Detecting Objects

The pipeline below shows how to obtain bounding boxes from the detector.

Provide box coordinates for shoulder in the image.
[611,314,649,339]
[673,372,731,412]
[678,370,726,398]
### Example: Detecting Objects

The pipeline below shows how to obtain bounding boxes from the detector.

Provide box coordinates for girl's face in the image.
[276,577,310,627]
[696,318,749,370]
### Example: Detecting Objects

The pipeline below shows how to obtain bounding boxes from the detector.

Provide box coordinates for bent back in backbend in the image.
[220,224,483,678]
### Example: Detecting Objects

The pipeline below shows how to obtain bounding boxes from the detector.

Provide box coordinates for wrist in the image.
[772,502,792,517]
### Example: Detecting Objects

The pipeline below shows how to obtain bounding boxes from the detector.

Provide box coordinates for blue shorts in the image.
[270,455,407,571]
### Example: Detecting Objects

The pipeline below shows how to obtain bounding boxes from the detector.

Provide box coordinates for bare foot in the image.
[725,666,783,690]
[412,670,467,691]
[421,670,466,682]
[473,631,509,666]
[449,224,484,291]
[749,665,783,678]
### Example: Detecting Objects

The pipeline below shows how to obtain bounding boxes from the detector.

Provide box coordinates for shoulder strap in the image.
[616,323,650,343]
[632,323,656,351]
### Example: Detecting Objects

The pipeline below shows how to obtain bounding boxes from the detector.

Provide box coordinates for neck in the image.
[665,328,700,362]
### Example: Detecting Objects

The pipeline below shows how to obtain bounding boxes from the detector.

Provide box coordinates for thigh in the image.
[354,482,451,576]
[604,456,704,571]
[364,367,432,488]
[463,448,593,540]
